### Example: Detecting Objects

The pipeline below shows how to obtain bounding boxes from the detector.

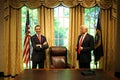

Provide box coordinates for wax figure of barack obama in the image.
[31,25,49,69]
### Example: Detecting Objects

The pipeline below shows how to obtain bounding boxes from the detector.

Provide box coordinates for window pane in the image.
[84,6,100,36]
[54,6,69,48]
[54,8,58,17]
[63,18,69,27]
[64,8,69,17]
[59,6,63,17]
[89,29,96,37]
[59,18,64,27]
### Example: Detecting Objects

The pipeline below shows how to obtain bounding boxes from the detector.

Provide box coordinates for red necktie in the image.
[38,35,41,43]
[78,35,84,54]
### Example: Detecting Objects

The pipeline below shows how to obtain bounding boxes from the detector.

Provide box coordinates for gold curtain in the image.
[9,0,112,9]
[4,7,23,76]
[100,9,116,71]
[38,6,54,68]
[114,0,120,72]
[68,5,84,68]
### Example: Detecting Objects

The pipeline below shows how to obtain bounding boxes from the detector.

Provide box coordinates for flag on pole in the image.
[23,9,30,65]
[94,14,104,62]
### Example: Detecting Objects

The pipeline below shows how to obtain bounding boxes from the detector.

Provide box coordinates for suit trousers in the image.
[79,62,90,68]
[32,60,44,69]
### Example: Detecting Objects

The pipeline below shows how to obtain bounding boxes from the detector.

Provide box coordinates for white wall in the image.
[0,0,5,72]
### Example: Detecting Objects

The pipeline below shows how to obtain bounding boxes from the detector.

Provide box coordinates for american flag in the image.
[23,9,30,65]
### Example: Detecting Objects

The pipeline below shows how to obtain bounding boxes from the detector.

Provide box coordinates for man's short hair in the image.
[35,25,41,29]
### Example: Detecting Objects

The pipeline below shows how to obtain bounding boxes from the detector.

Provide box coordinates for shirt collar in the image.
[36,34,41,37]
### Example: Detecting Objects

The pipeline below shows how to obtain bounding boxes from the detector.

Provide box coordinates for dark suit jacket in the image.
[31,34,49,62]
[77,33,94,63]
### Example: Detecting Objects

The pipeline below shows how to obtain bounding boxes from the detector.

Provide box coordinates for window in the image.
[84,6,100,69]
[21,6,38,42]
[54,6,69,48]
[84,6,100,36]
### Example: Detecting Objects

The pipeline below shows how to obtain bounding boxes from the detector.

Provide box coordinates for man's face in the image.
[35,26,41,34]
[80,26,86,34]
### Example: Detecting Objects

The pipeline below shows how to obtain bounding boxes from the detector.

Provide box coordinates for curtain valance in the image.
[8,0,112,9]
